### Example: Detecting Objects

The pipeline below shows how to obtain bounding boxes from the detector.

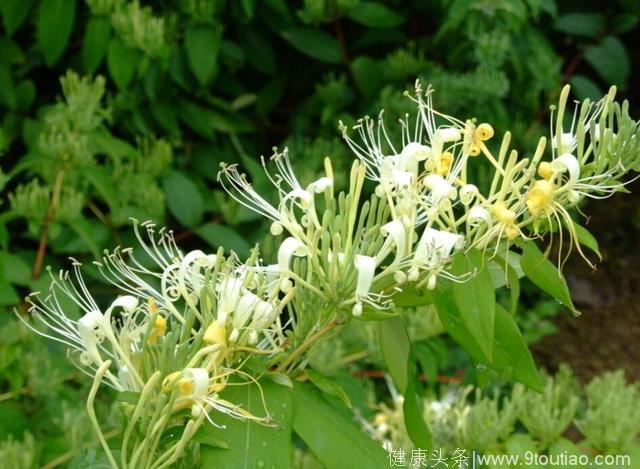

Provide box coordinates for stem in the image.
[87,360,119,469]
[276,319,339,374]
[32,169,65,279]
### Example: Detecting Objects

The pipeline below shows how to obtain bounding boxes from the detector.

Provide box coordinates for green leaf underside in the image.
[291,382,388,469]
[200,380,292,469]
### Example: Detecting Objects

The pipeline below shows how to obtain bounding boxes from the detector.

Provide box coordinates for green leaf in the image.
[193,426,230,449]
[163,171,204,228]
[306,369,351,408]
[378,316,410,392]
[391,284,432,307]
[450,249,495,360]
[0,65,16,109]
[184,25,222,85]
[1,0,31,36]
[83,17,111,74]
[573,223,601,259]
[15,80,35,111]
[493,304,543,391]
[403,361,432,450]
[177,100,214,139]
[291,382,388,469]
[200,380,292,469]
[432,286,543,390]
[352,56,386,99]
[0,282,19,307]
[519,241,578,315]
[195,222,251,258]
[0,252,31,286]
[555,13,605,38]
[107,38,139,89]
[570,75,604,102]
[37,0,76,66]
[347,2,406,28]
[584,36,630,88]
[281,28,341,64]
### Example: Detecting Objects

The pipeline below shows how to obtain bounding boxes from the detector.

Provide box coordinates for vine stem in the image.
[32,169,65,279]
[276,319,339,374]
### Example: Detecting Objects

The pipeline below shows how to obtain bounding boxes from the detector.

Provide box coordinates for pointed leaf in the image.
[1,0,31,36]
[83,17,111,74]
[291,382,388,469]
[378,316,410,392]
[450,249,495,360]
[519,241,578,315]
[281,28,341,64]
[201,380,292,469]
[37,0,76,66]
[184,25,222,85]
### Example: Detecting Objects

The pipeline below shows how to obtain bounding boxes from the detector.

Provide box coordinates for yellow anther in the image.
[475,123,494,141]
[439,151,453,175]
[162,371,181,392]
[177,377,194,396]
[204,320,227,346]
[148,297,158,314]
[526,179,555,216]
[492,202,516,226]
[148,314,167,344]
[374,413,389,425]
[537,162,554,180]
[469,143,481,157]
[506,227,519,240]
[211,382,226,393]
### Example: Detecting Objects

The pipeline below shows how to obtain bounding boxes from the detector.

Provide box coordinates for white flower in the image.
[380,220,408,263]
[353,255,376,316]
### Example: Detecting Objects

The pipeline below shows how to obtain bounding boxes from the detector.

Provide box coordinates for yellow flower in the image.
[475,123,494,141]
[204,320,227,347]
[526,180,555,216]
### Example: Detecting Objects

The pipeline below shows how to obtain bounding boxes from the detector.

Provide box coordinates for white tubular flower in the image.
[459,184,479,205]
[216,276,246,325]
[229,292,277,344]
[435,127,462,143]
[415,228,464,263]
[181,368,211,418]
[552,153,580,185]
[392,169,414,189]
[178,250,217,297]
[467,206,492,227]
[380,220,407,263]
[424,174,457,203]
[432,127,462,159]
[399,142,431,175]
[277,237,309,292]
[307,176,333,194]
[552,132,576,155]
[277,237,308,272]
[353,255,376,316]
[76,310,108,366]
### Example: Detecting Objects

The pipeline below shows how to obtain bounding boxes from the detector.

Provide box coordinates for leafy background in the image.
[1,0,639,466]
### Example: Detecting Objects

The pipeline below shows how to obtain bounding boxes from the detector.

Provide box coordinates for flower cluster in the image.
[219,81,640,322]
[20,221,290,467]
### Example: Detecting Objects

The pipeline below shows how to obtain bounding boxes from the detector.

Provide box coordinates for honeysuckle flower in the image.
[277,236,309,292]
[353,255,377,316]
[20,264,144,390]
[172,368,271,426]
[380,220,408,264]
